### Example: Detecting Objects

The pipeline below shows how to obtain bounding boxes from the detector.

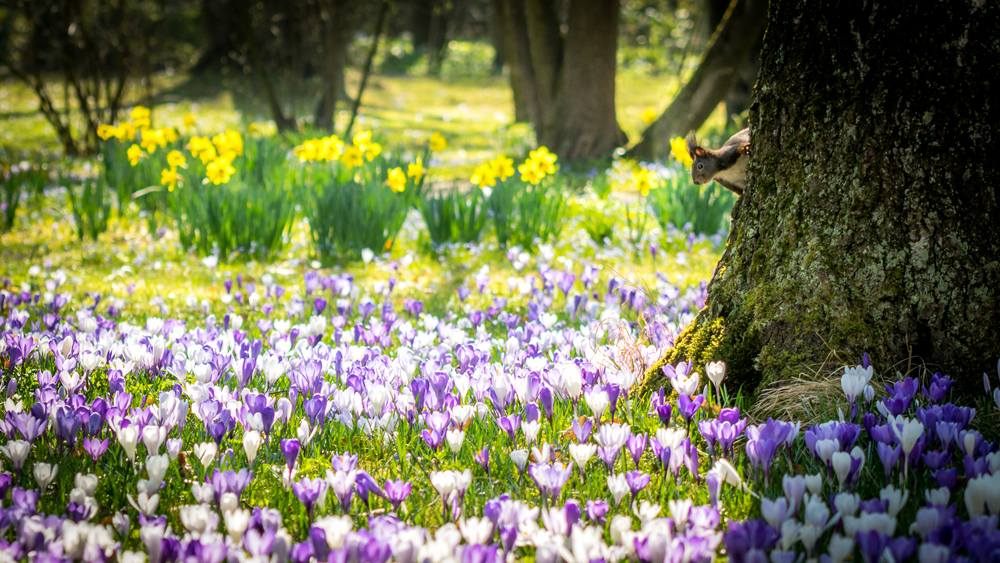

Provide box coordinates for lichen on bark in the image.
[639,0,1000,399]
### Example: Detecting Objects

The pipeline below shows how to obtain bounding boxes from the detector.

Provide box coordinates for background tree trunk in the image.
[315,0,357,131]
[544,0,626,159]
[641,0,1000,398]
[628,0,767,161]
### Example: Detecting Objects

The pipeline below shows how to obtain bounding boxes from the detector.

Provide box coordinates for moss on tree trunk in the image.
[641,0,1000,398]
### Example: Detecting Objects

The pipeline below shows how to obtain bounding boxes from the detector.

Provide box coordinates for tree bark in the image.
[544,0,626,159]
[628,0,767,161]
[502,0,544,128]
[522,0,561,140]
[641,0,1000,399]
[497,0,529,122]
[315,0,356,131]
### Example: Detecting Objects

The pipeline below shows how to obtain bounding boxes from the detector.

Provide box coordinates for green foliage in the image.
[101,139,172,229]
[64,173,112,241]
[419,188,489,245]
[168,137,297,261]
[573,197,618,246]
[488,179,566,249]
[1,160,48,234]
[296,155,415,262]
[647,171,735,235]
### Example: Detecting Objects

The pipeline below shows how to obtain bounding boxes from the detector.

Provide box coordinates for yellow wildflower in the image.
[183,113,196,128]
[189,136,217,164]
[471,162,497,189]
[341,145,364,168]
[97,124,117,140]
[204,158,235,185]
[429,132,447,152]
[161,167,180,191]
[162,127,179,143]
[407,157,426,183]
[130,106,151,130]
[670,137,694,168]
[633,168,658,196]
[642,108,658,124]
[386,167,407,193]
[127,144,143,166]
[167,150,187,169]
[294,140,321,162]
[518,159,543,185]
[365,142,382,161]
[115,122,136,142]
[490,156,514,180]
[353,130,373,148]
[140,128,166,154]
[212,130,243,161]
[529,146,557,174]
[319,136,344,161]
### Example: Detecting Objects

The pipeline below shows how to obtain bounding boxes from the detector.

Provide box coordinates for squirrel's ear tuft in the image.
[685,133,699,158]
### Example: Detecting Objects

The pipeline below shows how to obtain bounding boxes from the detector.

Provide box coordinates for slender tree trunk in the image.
[316,0,354,131]
[497,0,529,122]
[628,0,767,161]
[544,0,626,158]
[489,0,507,74]
[641,0,1000,399]
[523,0,561,140]
[502,0,544,129]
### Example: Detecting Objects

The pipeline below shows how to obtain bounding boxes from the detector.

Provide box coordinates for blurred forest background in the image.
[0,0,762,164]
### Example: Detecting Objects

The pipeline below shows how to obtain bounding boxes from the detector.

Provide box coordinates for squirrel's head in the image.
[686,132,713,185]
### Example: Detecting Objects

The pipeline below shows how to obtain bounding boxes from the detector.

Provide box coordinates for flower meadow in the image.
[2,248,1000,563]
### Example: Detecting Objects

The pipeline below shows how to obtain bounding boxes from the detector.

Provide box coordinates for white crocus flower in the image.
[445,429,466,454]
[569,443,597,476]
[521,421,541,446]
[0,440,31,470]
[118,426,140,463]
[510,449,529,471]
[243,430,262,466]
[584,390,610,422]
[193,442,217,469]
[145,455,170,490]
[34,462,58,490]
[607,474,629,506]
[224,509,251,543]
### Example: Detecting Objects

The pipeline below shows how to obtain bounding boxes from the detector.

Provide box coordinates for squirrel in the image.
[686,128,750,196]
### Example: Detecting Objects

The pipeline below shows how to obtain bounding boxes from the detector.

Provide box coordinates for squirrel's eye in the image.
[697,163,703,169]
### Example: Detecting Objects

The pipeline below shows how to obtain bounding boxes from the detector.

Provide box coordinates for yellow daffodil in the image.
[127,144,143,166]
[212,130,243,161]
[183,113,196,128]
[167,150,186,169]
[140,128,166,154]
[353,130,373,148]
[670,137,694,168]
[518,159,543,185]
[161,167,180,191]
[204,158,235,185]
[162,127,179,143]
[471,162,497,189]
[341,145,363,168]
[429,132,447,152]
[365,142,382,161]
[529,146,557,174]
[407,157,426,183]
[319,136,344,161]
[130,106,151,130]
[115,122,136,142]
[294,140,321,163]
[642,108,658,124]
[97,124,117,141]
[633,168,658,196]
[490,156,514,180]
[189,136,217,164]
[386,167,407,193]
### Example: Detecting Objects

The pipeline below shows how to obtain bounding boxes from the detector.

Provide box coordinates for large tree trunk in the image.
[544,0,626,158]
[641,0,1000,398]
[315,0,357,131]
[628,0,767,161]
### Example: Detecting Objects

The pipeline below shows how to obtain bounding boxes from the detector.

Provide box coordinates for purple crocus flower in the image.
[746,438,778,485]
[625,471,650,500]
[281,439,300,472]
[384,479,411,511]
[877,442,902,481]
[538,387,554,423]
[475,446,490,477]
[82,437,109,463]
[723,519,778,563]
[528,462,574,502]
[934,468,957,489]
[856,530,891,563]
[921,373,954,404]
[598,446,620,472]
[606,383,621,420]
[655,404,673,428]
[292,477,327,516]
[626,433,647,468]
[497,414,521,444]
[572,418,593,444]
[585,499,609,524]
[676,394,704,425]
[698,419,719,457]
